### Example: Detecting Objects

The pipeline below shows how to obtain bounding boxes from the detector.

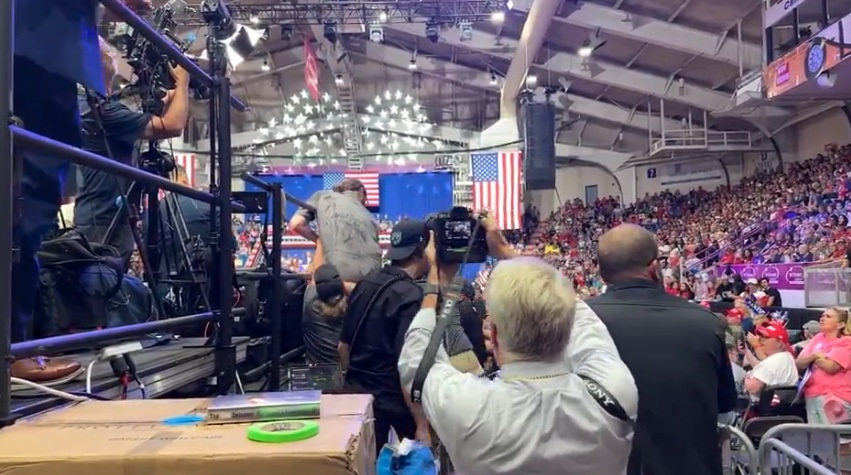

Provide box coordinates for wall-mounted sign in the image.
[764,0,811,29]
[646,167,657,179]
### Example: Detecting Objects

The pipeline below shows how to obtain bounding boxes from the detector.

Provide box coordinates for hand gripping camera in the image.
[426,206,489,264]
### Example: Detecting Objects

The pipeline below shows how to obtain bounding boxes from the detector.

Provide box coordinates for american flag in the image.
[474,264,493,290]
[323,172,380,206]
[472,151,521,230]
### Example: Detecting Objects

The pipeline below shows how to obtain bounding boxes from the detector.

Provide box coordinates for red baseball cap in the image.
[726,308,745,320]
[756,322,792,351]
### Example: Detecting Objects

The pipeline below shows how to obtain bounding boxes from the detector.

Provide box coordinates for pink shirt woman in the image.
[796,307,851,423]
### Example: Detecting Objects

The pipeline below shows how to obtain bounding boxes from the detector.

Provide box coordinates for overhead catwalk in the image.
[170,0,511,25]
[0,0,265,424]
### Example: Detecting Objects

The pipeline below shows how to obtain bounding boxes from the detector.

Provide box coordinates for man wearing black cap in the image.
[337,219,431,450]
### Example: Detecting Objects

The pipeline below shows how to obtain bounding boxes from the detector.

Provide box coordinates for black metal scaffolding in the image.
[0,0,247,423]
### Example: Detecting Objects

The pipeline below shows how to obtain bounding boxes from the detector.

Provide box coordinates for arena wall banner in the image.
[727,263,809,291]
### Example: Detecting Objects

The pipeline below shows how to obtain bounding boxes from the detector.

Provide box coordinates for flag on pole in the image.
[323,172,381,206]
[472,151,521,229]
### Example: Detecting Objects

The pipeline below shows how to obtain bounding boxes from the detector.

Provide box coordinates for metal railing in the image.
[718,423,758,475]
[804,266,851,308]
[759,423,851,474]
[687,221,771,273]
[0,0,245,423]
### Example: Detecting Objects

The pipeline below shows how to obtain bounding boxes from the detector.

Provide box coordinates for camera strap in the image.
[410,290,460,405]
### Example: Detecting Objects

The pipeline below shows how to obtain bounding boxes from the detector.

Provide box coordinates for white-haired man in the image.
[398,216,638,475]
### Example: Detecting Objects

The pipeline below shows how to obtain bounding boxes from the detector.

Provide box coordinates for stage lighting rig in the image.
[170,0,510,26]
[199,0,265,68]
[200,0,237,40]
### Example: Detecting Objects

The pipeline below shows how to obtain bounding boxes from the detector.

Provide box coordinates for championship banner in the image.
[763,15,851,99]
[764,0,812,29]
[726,263,809,291]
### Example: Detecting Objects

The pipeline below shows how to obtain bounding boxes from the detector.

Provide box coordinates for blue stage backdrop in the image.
[249,171,455,221]
[247,172,482,278]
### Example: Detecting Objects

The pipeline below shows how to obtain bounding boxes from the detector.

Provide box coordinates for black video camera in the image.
[426,207,488,264]
[111,4,211,115]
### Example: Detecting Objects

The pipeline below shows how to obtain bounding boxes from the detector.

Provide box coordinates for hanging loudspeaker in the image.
[521,102,556,191]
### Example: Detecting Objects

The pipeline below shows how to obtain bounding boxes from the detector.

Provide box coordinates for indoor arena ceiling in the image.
[131,0,781,166]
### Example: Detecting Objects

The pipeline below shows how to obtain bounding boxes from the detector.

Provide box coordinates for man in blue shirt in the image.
[9,0,154,382]
[74,38,190,259]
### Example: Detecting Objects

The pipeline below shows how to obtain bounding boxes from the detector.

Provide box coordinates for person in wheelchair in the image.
[743,322,798,404]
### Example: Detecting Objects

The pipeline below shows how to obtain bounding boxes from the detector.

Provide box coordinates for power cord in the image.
[10,378,90,402]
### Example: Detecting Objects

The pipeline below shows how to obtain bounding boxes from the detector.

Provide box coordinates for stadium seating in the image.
[530,144,851,296]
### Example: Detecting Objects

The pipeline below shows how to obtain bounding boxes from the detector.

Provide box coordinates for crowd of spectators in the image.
[528,144,851,297]
[227,144,851,294]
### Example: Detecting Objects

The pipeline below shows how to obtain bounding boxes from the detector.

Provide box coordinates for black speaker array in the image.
[520,101,556,190]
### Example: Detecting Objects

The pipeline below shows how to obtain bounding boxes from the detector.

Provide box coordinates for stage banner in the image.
[727,263,809,291]
[763,15,850,99]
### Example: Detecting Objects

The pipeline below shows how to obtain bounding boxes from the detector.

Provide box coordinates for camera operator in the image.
[74,37,190,259]
[398,216,637,474]
[9,0,146,379]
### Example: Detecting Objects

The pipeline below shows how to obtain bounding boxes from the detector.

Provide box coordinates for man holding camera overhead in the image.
[398,213,637,475]
[74,37,190,259]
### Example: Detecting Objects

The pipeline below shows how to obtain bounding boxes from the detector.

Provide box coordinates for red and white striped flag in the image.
[472,151,522,229]
[475,264,493,290]
[174,153,197,187]
[323,172,380,207]
[247,239,263,268]
[157,153,197,199]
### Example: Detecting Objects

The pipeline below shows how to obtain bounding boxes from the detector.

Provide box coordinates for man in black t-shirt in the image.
[759,277,783,307]
[337,219,429,450]
[74,40,191,258]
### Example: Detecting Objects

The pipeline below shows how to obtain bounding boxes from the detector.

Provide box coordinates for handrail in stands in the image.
[687,220,771,273]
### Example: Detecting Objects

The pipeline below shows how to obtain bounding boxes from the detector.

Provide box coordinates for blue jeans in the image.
[12,57,80,342]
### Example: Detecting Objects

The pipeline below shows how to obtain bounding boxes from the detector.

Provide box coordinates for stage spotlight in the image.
[324,21,338,44]
[281,24,294,40]
[459,21,473,41]
[425,19,439,43]
[201,0,237,40]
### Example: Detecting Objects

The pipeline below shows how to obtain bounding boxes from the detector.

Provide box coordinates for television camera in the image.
[426,207,489,264]
[111,1,210,115]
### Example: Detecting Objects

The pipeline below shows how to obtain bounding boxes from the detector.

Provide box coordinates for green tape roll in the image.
[246,420,320,443]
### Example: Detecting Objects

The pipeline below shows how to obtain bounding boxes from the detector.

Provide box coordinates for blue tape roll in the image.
[162,414,205,426]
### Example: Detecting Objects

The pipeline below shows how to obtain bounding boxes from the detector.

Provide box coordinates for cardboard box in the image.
[0,394,376,475]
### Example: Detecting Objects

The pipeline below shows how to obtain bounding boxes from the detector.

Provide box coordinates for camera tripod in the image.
[81,90,211,323]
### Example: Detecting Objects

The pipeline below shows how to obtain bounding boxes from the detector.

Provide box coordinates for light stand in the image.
[205,22,236,396]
